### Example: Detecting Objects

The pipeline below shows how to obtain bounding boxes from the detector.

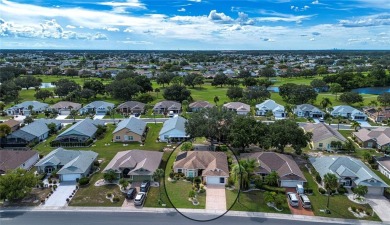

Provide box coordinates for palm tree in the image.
[264,171,279,187]
[182,100,189,113]
[320,97,332,110]
[284,104,296,119]
[324,173,338,209]
[152,168,164,203]
[231,163,248,190]
[27,105,34,116]
[351,121,361,131]
[336,115,343,130]
[369,100,378,108]
[214,96,219,106]
[69,110,78,122]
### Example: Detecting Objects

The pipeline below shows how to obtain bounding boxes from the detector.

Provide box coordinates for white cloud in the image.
[310,38,315,41]
[92,32,108,40]
[339,13,390,27]
[188,0,201,2]
[312,0,319,4]
[208,10,233,23]
[291,5,310,11]
[119,40,153,45]
[103,27,120,32]
[178,8,186,12]
[66,25,76,29]
[123,27,133,32]
[355,0,390,9]
[99,0,146,9]
[237,12,255,25]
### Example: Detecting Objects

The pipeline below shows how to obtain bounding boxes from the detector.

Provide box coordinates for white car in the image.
[287,192,299,207]
[299,194,311,209]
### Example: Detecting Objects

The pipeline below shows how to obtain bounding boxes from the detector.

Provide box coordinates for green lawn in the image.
[227,189,290,214]
[302,167,380,221]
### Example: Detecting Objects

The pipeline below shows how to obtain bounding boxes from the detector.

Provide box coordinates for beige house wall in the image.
[313,137,344,150]
[113,128,143,143]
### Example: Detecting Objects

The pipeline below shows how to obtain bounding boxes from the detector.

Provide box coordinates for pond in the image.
[351,87,390,95]
[40,82,56,88]
[267,86,279,93]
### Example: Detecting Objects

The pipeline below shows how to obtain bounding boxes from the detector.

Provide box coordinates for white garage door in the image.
[367,187,384,195]
[60,110,71,115]
[61,174,81,182]
[207,177,224,185]
[280,180,303,188]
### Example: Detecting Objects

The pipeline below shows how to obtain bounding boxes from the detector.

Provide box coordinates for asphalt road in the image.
[0,211,359,225]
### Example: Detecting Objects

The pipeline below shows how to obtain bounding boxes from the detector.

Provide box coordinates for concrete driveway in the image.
[359,121,372,127]
[122,182,141,209]
[93,115,105,120]
[55,115,68,120]
[44,182,77,207]
[285,188,314,216]
[366,195,390,222]
[206,185,226,211]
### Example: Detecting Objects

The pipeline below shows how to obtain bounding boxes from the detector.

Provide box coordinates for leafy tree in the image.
[352,185,368,199]
[264,171,279,187]
[264,192,285,209]
[119,178,129,190]
[226,86,243,100]
[213,96,219,106]
[152,168,165,203]
[329,83,343,100]
[154,88,160,98]
[83,80,105,98]
[65,68,79,77]
[257,79,273,88]
[279,83,317,104]
[24,116,34,124]
[34,89,53,102]
[156,72,175,87]
[310,79,328,92]
[339,92,363,104]
[69,110,78,122]
[103,170,117,182]
[258,67,276,77]
[0,80,21,102]
[0,169,37,201]
[80,88,95,101]
[193,76,204,88]
[378,92,390,106]
[268,119,312,154]
[243,86,270,103]
[343,139,356,152]
[243,77,257,87]
[231,163,248,190]
[135,75,153,92]
[0,124,11,137]
[226,78,240,87]
[351,121,361,131]
[362,152,372,162]
[135,93,155,104]
[238,70,251,78]
[320,97,332,110]
[324,173,338,208]
[115,70,138,81]
[181,142,193,151]
[51,67,62,76]
[316,66,328,75]
[211,73,228,87]
[54,79,81,98]
[106,79,142,101]
[162,84,191,102]
[47,123,58,135]
[330,141,343,150]
[14,76,42,90]
[184,73,198,88]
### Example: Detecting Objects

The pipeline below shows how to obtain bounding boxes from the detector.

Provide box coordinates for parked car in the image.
[140,180,150,193]
[126,188,137,200]
[287,192,299,207]
[299,194,311,209]
[296,184,304,195]
[134,193,146,206]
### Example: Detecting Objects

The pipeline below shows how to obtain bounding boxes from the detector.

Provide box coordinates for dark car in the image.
[140,180,150,193]
[134,193,146,206]
[126,188,137,200]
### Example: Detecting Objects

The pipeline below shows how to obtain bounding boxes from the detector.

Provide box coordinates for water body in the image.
[351,87,390,95]
[40,82,56,88]
[267,86,279,93]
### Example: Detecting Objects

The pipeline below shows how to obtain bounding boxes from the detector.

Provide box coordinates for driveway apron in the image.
[366,195,390,222]
[45,182,77,207]
[206,185,226,211]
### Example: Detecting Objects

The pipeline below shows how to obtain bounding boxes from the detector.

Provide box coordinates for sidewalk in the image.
[1,206,387,225]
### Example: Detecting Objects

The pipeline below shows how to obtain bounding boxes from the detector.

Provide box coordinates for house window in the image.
[164,135,169,139]
[219,177,225,183]
[115,136,121,140]
[177,169,182,173]
[319,143,323,147]
[128,136,133,141]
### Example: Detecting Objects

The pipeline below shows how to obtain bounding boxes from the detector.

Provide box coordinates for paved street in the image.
[44,182,77,207]
[0,211,376,225]
[206,185,226,211]
[366,195,390,222]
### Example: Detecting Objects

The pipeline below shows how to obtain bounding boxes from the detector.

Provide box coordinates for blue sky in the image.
[0,0,390,50]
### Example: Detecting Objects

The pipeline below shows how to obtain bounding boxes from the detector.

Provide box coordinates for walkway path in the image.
[205,185,226,211]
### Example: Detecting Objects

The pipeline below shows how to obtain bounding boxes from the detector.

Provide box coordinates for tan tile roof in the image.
[354,127,390,146]
[241,152,306,182]
[303,123,346,143]
[173,151,229,177]
[3,119,21,128]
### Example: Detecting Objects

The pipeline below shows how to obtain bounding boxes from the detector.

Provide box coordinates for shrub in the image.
[113,197,120,202]
[262,185,286,194]
[53,185,58,190]
[169,171,174,179]
[228,177,235,186]
[106,192,112,198]
[199,189,205,193]
[370,164,378,170]
[194,177,201,184]
[337,187,347,195]
[53,180,57,184]
[66,198,70,202]
[304,188,313,194]
[186,177,194,182]
[188,190,196,198]
[48,179,53,184]
[318,188,326,194]
[78,177,90,186]
[351,206,357,212]
[315,174,322,183]
[93,161,100,167]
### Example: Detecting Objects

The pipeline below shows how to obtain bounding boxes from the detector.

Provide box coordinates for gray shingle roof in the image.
[9,119,60,140]
[295,104,324,113]
[117,101,145,110]
[113,117,146,135]
[153,101,181,110]
[309,156,389,188]
[189,101,214,109]
[159,116,187,136]
[103,150,163,176]
[82,101,114,110]
[303,123,346,143]
[50,101,82,110]
[223,102,250,112]
[7,101,48,111]
[36,147,98,175]
[255,100,284,112]
[57,118,104,139]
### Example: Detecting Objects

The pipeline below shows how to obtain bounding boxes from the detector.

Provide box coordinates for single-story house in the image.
[153,101,181,114]
[330,105,367,121]
[353,127,390,149]
[6,119,61,146]
[223,102,250,115]
[79,101,115,115]
[362,107,390,123]
[241,152,306,187]
[255,100,285,119]
[309,156,389,195]
[5,101,49,116]
[3,119,21,132]
[0,150,39,174]
[376,156,390,180]
[303,123,347,151]
[173,151,229,185]
[51,118,105,147]
[112,117,147,143]
[189,101,214,112]
[50,101,82,115]
[117,101,146,115]
[159,116,189,142]
[294,104,324,118]
[35,147,98,182]
[103,150,163,181]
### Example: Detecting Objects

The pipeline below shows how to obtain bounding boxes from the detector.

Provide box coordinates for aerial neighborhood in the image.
[1,50,390,223]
